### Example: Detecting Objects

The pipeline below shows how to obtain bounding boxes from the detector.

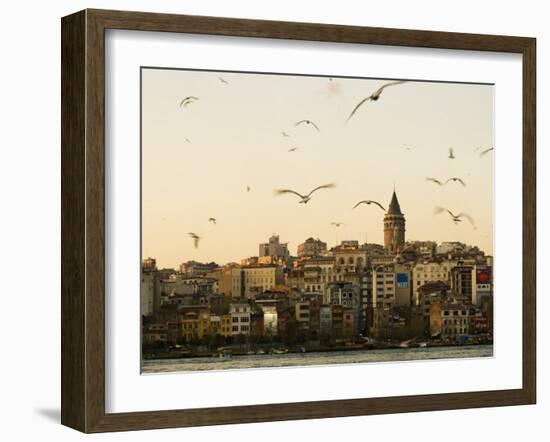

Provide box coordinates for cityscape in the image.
[141,190,493,371]
[141,69,494,371]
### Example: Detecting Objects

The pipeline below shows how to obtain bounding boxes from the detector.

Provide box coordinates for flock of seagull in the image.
[179,76,493,249]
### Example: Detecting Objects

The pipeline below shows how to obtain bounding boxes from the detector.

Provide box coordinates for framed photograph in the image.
[61,9,536,433]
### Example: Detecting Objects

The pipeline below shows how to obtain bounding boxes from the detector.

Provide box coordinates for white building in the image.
[229,302,251,335]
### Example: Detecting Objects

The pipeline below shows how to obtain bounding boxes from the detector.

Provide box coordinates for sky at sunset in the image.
[141,68,494,269]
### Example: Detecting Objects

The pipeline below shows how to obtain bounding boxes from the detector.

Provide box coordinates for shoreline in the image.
[142,341,493,361]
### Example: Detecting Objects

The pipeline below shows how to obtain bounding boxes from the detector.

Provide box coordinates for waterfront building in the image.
[259,304,278,336]
[295,301,311,331]
[440,303,470,340]
[209,314,232,337]
[342,307,356,338]
[143,324,168,343]
[229,302,251,335]
[331,304,344,338]
[319,305,332,336]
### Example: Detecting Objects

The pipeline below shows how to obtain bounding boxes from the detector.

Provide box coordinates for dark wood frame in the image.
[61,8,536,433]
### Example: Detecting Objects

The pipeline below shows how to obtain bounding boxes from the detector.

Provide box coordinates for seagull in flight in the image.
[426,177,466,187]
[208,218,217,225]
[331,222,345,227]
[218,77,229,84]
[288,147,299,152]
[352,200,386,211]
[184,137,191,144]
[281,131,290,137]
[426,177,444,186]
[274,183,335,204]
[294,120,320,132]
[179,96,199,107]
[448,148,455,159]
[434,207,476,228]
[346,80,406,123]
[445,177,466,186]
[188,232,201,248]
[480,147,494,157]
[246,185,251,192]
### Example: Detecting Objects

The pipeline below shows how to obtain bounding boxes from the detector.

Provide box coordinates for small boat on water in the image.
[271,347,289,354]
[256,349,266,355]
[418,342,428,348]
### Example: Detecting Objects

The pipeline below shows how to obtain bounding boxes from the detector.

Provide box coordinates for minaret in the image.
[383,190,406,253]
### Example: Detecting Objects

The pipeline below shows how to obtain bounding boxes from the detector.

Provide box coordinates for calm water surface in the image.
[142,345,493,373]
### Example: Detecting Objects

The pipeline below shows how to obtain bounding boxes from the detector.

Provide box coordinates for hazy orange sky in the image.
[141,68,494,269]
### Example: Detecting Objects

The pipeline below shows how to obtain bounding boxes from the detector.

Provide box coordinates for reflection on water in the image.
[142,345,493,373]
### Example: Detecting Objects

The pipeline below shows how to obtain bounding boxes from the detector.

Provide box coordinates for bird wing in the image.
[480,147,494,157]
[294,120,308,127]
[193,237,200,248]
[370,201,386,211]
[352,200,369,209]
[433,206,447,215]
[426,177,443,185]
[373,80,406,96]
[275,189,306,199]
[309,121,321,131]
[445,177,466,186]
[457,213,476,226]
[346,96,372,123]
[306,183,335,197]
[180,96,198,106]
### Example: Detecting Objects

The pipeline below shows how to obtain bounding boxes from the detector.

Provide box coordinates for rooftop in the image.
[387,190,403,215]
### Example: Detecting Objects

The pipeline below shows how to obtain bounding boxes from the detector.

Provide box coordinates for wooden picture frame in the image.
[61,8,536,433]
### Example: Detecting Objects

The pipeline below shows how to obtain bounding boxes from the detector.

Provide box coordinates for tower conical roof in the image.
[387,191,402,215]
